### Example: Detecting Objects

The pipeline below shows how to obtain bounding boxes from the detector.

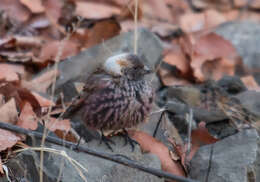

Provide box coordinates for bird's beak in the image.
[143,65,153,74]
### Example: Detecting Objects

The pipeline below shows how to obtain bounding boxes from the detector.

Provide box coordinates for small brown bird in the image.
[82,53,154,147]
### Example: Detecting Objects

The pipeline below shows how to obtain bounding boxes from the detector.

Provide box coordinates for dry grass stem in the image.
[15,147,88,182]
[134,0,138,54]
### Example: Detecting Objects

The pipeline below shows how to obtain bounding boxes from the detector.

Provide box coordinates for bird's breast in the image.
[83,78,154,130]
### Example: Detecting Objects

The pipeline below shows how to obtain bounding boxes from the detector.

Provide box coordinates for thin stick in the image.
[134,0,138,54]
[0,121,198,182]
[185,109,193,166]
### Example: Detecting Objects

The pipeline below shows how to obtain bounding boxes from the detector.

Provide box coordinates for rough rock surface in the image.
[234,90,260,119]
[190,129,259,182]
[6,137,163,182]
[215,21,260,84]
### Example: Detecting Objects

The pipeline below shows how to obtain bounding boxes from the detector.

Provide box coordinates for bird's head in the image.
[103,53,152,80]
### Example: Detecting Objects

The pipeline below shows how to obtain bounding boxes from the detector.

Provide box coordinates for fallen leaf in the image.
[81,17,121,48]
[26,14,51,29]
[22,69,60,93]
[179,9,226,33]
[201,58,236,81]
[0,81,41,116]
[188,122,218,161]
[43,0,63,24]
[0,157,3,174]
[0,0,31,23]
[31,92,55,107]
[129,130,186,178]
[75,2,121,19]
[158,65,191,86]
[17,102,38,130]
[0,94,4,107]
[241,75,260,91]
[0,98,18,124]
[43,117,71,133]
[0,63,27,81]
[38,39,80,63]
[0,129,21,151]
[180,32,240,81]
[119,0,142,20]
[20,0,45,13]
[143,0,173,23]
[164,43,190,76]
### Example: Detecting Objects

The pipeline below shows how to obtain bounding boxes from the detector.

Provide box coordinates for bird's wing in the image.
[83,73,115,93]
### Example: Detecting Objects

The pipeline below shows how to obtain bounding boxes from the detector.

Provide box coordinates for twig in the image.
[134,0,138,54]
[153,110,165,137]
[0,121,198,182]
[186,109,193,157]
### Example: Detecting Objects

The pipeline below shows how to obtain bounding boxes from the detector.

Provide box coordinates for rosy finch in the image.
[82,53,154,148]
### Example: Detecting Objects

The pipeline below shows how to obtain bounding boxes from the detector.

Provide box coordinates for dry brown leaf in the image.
[22,69,59,93]
[187,122,218,161]
[38,39,80,63]
[0,63,28,81]
[180,32,239,81]
[158,66,191,86]
[44,117,71,133]
[234,0,260,8]
[129,130,186,178]
[0,156,3,174]
[80,18,121,48]
[0,94,4,107]
[43,0,63,24]
[75,2,121,19]
[119,0,142,20]
[201,58,236,81]
[0,0,31,23]
[143,0,173,23]
[164,44,190,76]
[55,130,77,143]
[31,92,55,107]
[241,75,260,91]
[20,0,45,13]
[17,102,38,130]
[0,98,18,124]
[0,81,41,116]
[0,129,21,151]
[179,10,226,33]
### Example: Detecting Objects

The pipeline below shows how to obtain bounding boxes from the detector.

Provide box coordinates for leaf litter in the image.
[0,0,260,180]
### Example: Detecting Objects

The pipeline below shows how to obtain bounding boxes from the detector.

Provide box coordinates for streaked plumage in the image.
[82,53,154,131]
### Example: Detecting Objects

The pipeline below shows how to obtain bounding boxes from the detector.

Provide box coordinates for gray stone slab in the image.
[190,129,259,182]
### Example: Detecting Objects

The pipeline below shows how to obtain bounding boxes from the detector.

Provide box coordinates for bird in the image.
[81,53,154,149]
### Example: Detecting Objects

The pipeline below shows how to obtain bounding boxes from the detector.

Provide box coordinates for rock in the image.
[139,104,183,148]
[6,138,163,182]
[217,75,247,94]
[206,120,238,139]
[190,129,259,182]
[50,28,163,100]
[215,21,260,84]
[55,138,163,182]
[234,90,260,119]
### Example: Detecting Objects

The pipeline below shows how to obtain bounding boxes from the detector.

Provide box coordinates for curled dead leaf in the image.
[241,76,260,91]
[17,102,38,130]
[0,98,18,124]
[75,2,121,19]
[129,130,186,178]
[43,117,71,133]
[0,129,21,151]
[20,0,45,13]
[180,32,240,81]
[0,157,3,174]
